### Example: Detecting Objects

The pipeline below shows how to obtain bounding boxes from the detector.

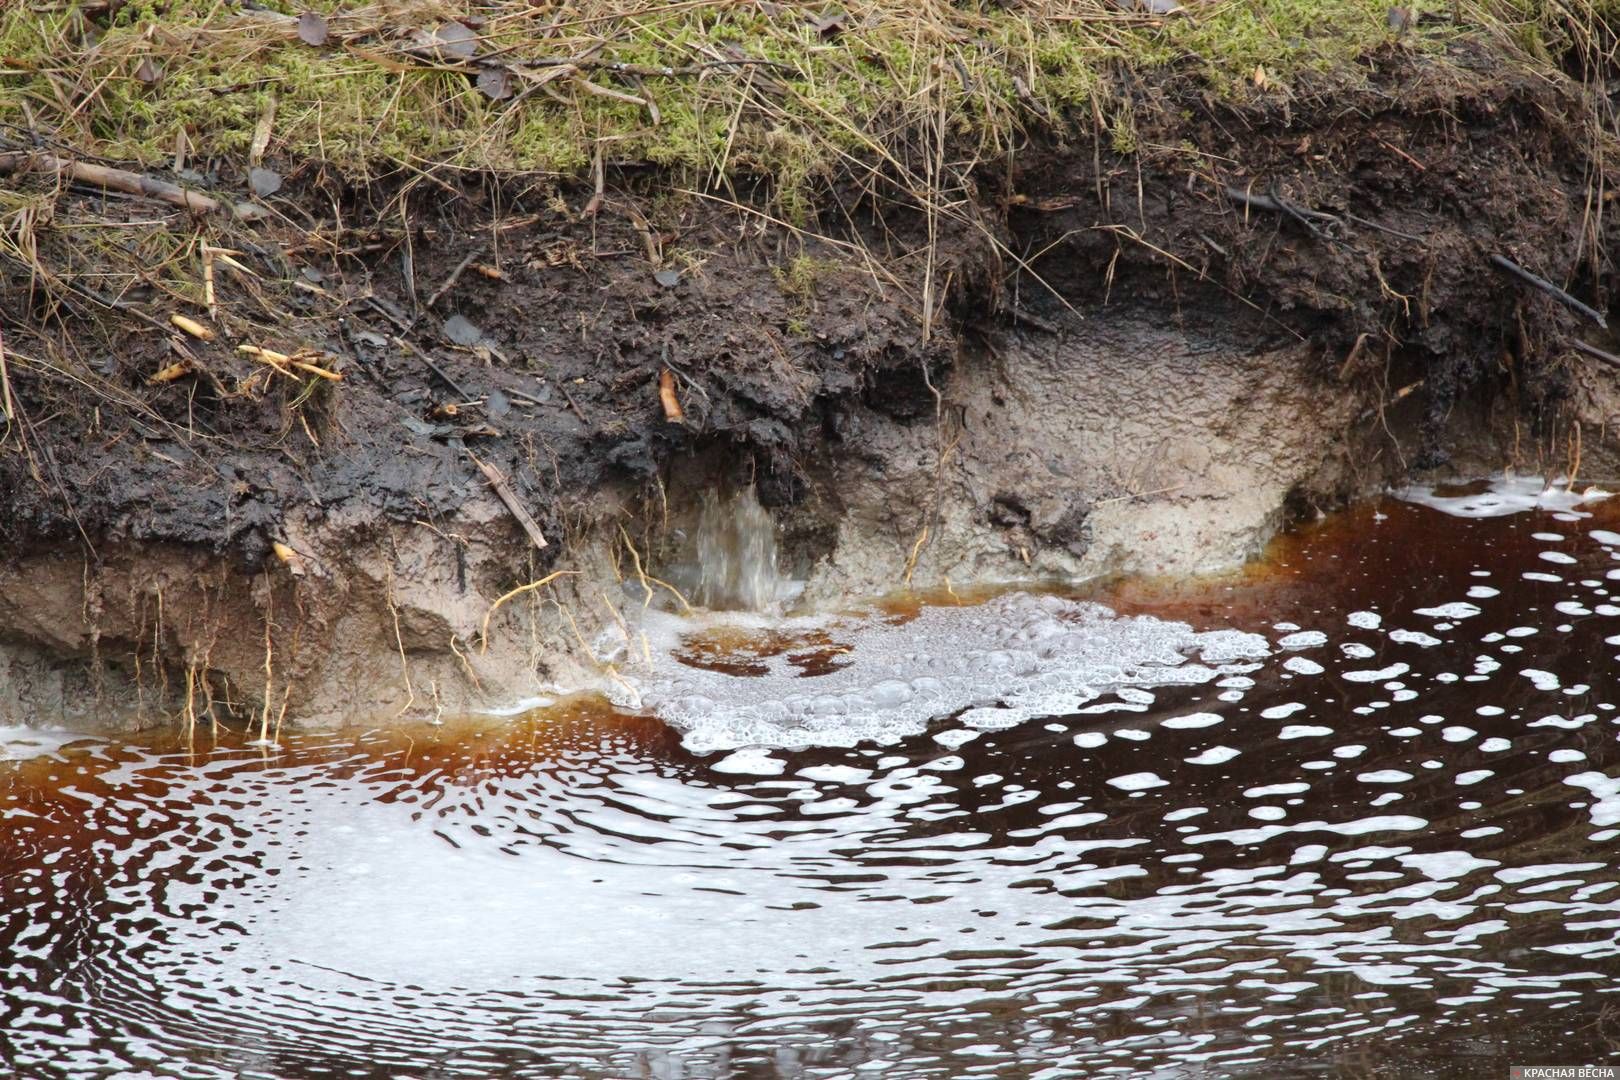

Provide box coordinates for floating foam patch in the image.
[618,593,1269,754]
[1395,476,1611,518]
[0,726,90,762]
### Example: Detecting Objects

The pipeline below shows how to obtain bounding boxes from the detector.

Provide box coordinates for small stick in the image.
[202,248,217,317]
[391,334,472,399]
[1379,138,1427,172]
[171,313,215,341]
[0,325,15,422]
[422,247,485,312]
[1225,185,1336,223]
[1567,337,1620,369]
[584,143,605,218]
[1341,212,1424,243]
[467,450,548,550]
[558,381,588,424]
[290,360,342,381]
[0,151,219,214]
[1490,254,1608,328]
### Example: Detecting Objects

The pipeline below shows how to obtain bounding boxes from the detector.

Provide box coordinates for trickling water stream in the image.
[4,479,1620,1078]
[687,486,787,612]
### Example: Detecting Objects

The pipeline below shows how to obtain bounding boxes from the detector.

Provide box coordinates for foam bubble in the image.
[619,593,1268,753]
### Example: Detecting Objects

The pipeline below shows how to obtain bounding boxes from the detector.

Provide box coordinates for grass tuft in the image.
[0,0,1459,189]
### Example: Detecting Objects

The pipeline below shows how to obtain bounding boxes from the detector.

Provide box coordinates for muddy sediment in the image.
[4,51,1620,729]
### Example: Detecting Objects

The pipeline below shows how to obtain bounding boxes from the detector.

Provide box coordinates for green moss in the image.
[774,254,837,300]
[0,0,1594,194]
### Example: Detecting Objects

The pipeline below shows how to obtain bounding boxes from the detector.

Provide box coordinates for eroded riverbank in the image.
[5,483,1619,1077]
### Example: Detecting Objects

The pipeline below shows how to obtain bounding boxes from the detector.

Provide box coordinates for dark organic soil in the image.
[1,46,1613,571]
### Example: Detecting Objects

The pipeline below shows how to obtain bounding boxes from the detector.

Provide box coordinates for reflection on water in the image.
[5,485,1620,1078]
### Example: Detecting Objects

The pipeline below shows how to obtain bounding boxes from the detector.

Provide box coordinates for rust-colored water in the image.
[4,488,1620,1078]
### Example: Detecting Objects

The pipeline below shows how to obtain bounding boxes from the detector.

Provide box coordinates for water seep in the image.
[615,592,1270,753]
[690,486,789,610]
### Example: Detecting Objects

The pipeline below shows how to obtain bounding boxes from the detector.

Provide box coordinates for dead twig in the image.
[390,332,473,400]
[467,449,548,550]
[0,325,13,423]
[421,246,486,313]
[1490,254,1608,328]
[0,150,263,219]
[1340,212,1424,243]
[1226,184,1336,226]
[1567,337,1620,369]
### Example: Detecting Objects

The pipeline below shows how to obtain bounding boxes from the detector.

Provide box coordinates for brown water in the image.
[5,485,1620,1078]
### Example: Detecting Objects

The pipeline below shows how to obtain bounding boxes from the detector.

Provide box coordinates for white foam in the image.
[1389,629,1442,647]
[1162,712,1224,729]
[1186,746,1240,765]
[1521,669,1561,691]
[1414,602,1481,620]
[0,725,89,761]
[1564,772,1620,827]
[1395,476,1611,518]
[1344,663,1411,683]
[618,592,1269,753]
[711,748,787,775]
[1108,771,1169,792]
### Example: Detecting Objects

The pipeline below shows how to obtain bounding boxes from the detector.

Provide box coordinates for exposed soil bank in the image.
[5,50,1620,729]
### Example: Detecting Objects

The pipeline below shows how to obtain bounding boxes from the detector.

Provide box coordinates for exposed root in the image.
[479,570,578,651]
[384,564,416,718]
[617,525,693,613]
